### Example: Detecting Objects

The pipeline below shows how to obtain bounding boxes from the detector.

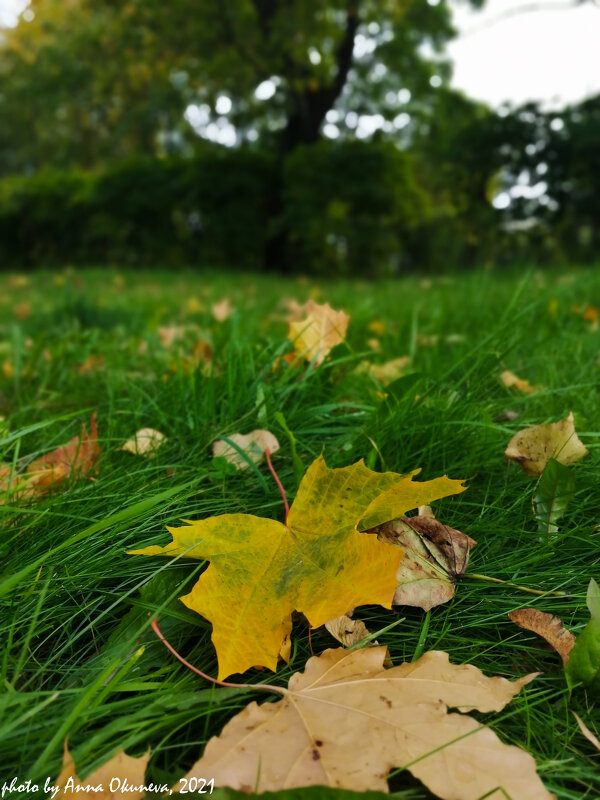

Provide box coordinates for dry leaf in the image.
[572,712,600,751]
[325,613,372,648]
[287,300,349,365]
[14,302,31,320]
[121,428,167,458]
[508,609,576,666]
[179,646,552,799]
[158,325,186,349]
[505,411,588,475]
[212,298,233,322]
[355,356,410,385]
[375,515,476,612]
[368,319,386,336]
[55,742,149,798]
[26,414,100,493]
[77,355,105,375]
[212,429,280,470]
[130,457,465,678]
[500,370,538,394]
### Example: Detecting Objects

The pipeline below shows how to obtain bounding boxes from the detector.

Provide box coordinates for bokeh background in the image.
[0,0,599,275]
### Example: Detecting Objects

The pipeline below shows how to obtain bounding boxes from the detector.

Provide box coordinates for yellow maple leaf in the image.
[55,742,149,799]
[177,647,553,799]
[130,456,465,679]
[287,300,349,365]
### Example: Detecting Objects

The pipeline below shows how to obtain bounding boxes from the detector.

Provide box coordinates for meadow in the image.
[0,266,599,799]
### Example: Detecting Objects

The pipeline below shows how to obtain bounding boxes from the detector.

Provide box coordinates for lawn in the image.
[0,266,599,799]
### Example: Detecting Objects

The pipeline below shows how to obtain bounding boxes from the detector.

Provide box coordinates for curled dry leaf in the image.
[505,412,588,475]
[25,413,100,494]
[121,428,167,458]
[212,429,280,470]
[500,370,539,394]
[287,300,349,365]
[325,613,372,648]
[375,515,476,612]
[178,646,552,799]
[54,742,149,798]
[508,609,576,666]
[130,456,465,679]
[572,712,600,752]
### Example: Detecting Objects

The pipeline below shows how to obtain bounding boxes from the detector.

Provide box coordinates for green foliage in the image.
[534,459,576,538]
[566,579,600,693]
[283,141,427,275]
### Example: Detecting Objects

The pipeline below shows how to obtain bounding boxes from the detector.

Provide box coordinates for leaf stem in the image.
[149,617,286,695]
[265,447,290,522]
[463,573,570,598]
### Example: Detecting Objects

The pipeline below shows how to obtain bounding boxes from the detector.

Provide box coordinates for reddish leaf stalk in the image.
[264,447,290,522]
[149,616,285,694]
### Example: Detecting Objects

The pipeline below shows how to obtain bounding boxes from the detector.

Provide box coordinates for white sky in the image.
[1,0,600,109]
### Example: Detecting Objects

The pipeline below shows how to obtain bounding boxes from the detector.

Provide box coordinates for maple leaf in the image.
[374,515,476,612]
[130,456,465,679]
[55,742,149,799]
[508,608,576,666]
[177,646,553,799]
[505,412,588,475]
[26,413,100,493]
[287,300,349,365]
[121,428,167,458]
[212,429,280,470]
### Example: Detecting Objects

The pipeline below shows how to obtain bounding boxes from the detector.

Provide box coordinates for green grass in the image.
[0,265,599,799]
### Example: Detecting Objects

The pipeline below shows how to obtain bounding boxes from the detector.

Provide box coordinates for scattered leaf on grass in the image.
[178,646,552,799]
[55,743,149,798]
[374,515,476,612]
[77,355,105,375]
[130,457,465,678]
[500,370,539,394]
[354,357,410,385]
[26,413,100,493]
[121,428,167,458]
[325,613,372,648]
[534,458,576,535]
[508,609,575,666]
[566,578,600,692]
[572,712,600,751]
[212,429,280,470]
[287,300,349,365]
[505,412,588,475]
[212,298,233,322]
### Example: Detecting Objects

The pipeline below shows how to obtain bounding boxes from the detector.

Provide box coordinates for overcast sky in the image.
[1,0,600,109]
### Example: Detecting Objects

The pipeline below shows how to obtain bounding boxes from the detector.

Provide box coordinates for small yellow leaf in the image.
[287,300,349,365]
[367,319,386,336]
[121,428,167,458]
[500,370,539,394]
[355,356,410,385]
[325,613,372,647]
[505,412,588,475]
[212,298,233,322]
[212,429,280,470]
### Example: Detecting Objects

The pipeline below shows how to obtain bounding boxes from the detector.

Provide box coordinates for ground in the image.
[0,266,598,799]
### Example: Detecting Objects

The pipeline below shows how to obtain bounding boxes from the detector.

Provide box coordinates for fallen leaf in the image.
[534,458,576,536]
[500,370,538,394]
[354,357,410,385]
[178,646,552,799]
[130,457,465,678]
[121,428,167,458]
[566,578,600,692]
[287,300,349,365]
[158,325,186,349]
[212,298,233,322]
[367,319,386,336]
[2,360,14,380]
[325,613,372,648]
[14,301,31,320]
[375,515,476,612]
[505,412,588,475]
[55,742,149,798]
[77,355,105,375]
[497,409,520,422]
[26,413,100,493]
[572,712,600,751]
[508,609,576,666]
[212,429,280,470]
